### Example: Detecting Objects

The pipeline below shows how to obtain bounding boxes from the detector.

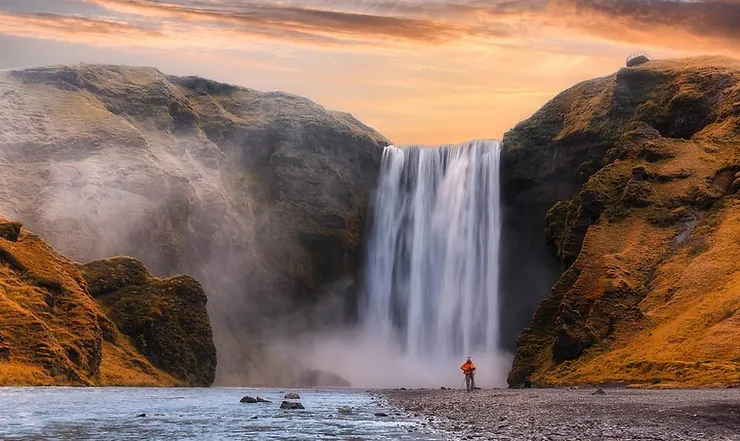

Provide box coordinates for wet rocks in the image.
[284,392,301,399]
[374,412,389,417]
[280,401,305,410]
[240,396,270,403]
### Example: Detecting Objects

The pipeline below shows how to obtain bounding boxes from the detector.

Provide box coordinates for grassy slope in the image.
[0,218,177,386]
[507,57,740,387]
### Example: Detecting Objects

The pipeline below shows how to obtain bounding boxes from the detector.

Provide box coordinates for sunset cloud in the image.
[2,1,739,52]
[0,0,738,144]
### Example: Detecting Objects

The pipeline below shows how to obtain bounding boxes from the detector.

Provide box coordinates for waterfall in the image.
[361,140,503,366]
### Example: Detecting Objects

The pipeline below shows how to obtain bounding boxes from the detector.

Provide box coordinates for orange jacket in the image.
[461,361,476,375]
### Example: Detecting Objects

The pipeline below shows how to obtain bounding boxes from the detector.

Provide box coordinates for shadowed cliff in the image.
[503,56,740,387]
[0,64,389,384]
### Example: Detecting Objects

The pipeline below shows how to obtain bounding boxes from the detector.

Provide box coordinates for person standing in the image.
[460,357,476,391]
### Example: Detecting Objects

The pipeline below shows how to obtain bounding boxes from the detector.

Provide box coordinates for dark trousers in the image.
[465,374,475,391]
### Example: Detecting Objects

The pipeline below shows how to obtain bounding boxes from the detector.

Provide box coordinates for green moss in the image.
[80,257,216,386]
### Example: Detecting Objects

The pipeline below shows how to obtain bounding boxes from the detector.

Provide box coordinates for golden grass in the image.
[517,59,740,387]
[0,362,54,386]
[96,342,177,387]
[536,137,740,387]
[0,219,179,386]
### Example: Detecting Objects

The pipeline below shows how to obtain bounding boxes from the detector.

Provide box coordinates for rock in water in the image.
[280,401,305,410]
[338,406,354,415]
[257,397,271,403]
[240,396,258,404]
[284,393,301,399]
[374,412,389,418]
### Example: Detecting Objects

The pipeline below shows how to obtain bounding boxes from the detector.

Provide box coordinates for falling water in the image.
[362,140,503,364]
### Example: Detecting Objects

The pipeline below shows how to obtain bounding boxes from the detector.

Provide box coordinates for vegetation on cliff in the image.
[505,56,740,388]
[0,218,215,386]
[81,257,216,386]
[0,64,389,383]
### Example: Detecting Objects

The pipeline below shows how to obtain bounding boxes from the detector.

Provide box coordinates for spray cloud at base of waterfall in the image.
[351,140,508,387]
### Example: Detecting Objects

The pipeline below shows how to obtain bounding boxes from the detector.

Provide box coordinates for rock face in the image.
[0,64,389,383]
[504,56,740,387]
[80,257,217,386]
[0,218,190,386]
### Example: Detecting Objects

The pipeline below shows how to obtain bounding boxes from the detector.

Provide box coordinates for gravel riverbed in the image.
[381,388,740,441]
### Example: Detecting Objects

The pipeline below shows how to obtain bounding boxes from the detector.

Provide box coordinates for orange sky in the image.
[1,0,739,144]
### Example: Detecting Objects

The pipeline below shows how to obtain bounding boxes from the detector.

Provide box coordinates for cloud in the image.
[2,0,739,53]
[82,0,514,44]
[547,0,740,50]
[0,11,165,46]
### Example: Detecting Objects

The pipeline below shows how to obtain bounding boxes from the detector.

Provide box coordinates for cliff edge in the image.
[0,218,215,386]
[0,64,389,383]
[504,56,740,388]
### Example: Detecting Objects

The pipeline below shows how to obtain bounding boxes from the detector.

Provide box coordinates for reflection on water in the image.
[0,387,436,440]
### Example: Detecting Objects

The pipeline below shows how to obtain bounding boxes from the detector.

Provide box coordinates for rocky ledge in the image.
[503,56,740,387]
[0,218,215,386]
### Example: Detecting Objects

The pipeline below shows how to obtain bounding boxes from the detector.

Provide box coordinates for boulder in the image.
[284,392,301,399]
[0,221,22,242]
[280,401,305,410]
[240,396,258,404]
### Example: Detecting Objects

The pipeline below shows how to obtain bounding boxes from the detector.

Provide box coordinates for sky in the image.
[1,1,739,144]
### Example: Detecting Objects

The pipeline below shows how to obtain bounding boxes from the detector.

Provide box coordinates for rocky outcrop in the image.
[80,257,217,386]
[0,64,389,383]
[505,56,740,387]
[0,218,187,386]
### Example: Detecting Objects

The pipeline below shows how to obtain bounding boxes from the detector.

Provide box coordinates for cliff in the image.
[504,56,740,388]
[0,218,214,386]
[0,64,389,383]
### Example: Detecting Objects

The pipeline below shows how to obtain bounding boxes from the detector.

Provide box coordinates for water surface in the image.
[0,387,435,440]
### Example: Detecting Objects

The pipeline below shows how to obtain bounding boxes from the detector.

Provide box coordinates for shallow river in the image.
[0,387,436,440]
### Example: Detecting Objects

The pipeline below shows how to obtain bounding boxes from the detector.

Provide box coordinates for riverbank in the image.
[382,388,740,440]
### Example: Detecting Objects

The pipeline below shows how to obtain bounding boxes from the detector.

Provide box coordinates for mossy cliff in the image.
[504,56,740,388]
[0,64,388,383]
[0,218,215,386]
